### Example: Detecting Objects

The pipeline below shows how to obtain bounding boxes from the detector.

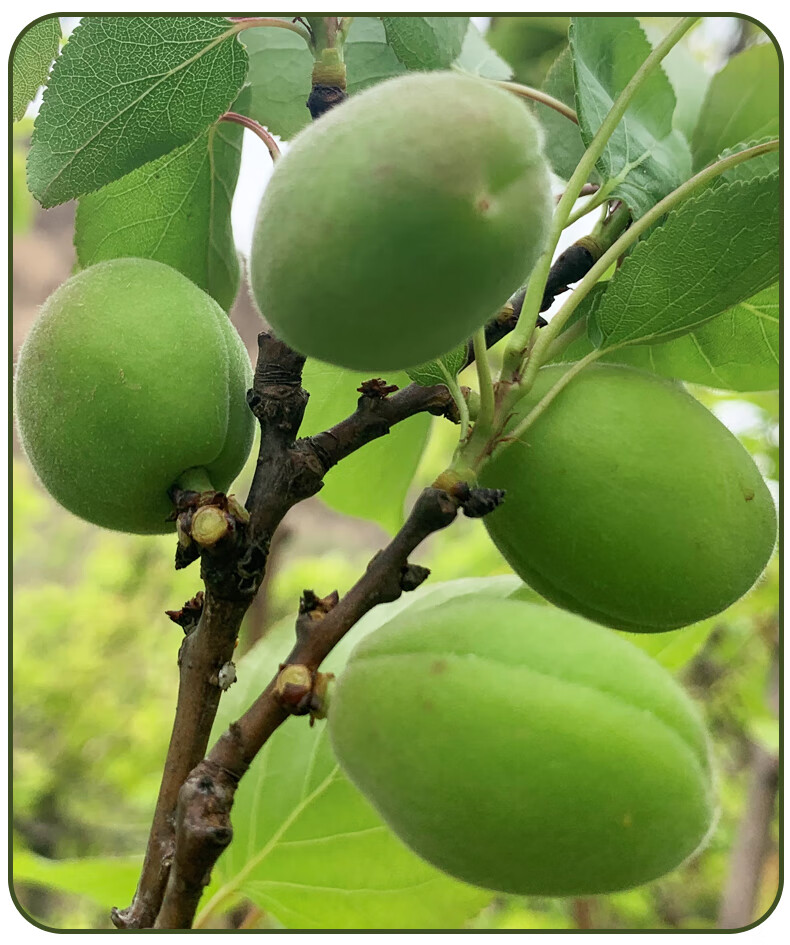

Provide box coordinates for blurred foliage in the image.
[13,119,35,236]
[487,16,569,86]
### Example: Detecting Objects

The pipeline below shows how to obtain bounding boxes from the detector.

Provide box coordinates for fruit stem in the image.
[438,363,470,442]
[457,329,496,469]
[500,15,698,381]
[176,467,215,495]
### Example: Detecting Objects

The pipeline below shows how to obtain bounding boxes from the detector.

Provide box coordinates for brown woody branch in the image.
[154,486,461,928]
[113,274,563,927]
[111,55,591,927]
[112,330,473,928]
[113,336,317,929]
[115,211,596,927]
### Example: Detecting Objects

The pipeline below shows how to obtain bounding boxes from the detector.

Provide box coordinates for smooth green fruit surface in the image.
[480,364,776,632]
[250,72,553,371]
[329,597,715,896]
[15,258,254,534]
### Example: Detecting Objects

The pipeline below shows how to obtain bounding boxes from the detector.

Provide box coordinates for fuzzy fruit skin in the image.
[250,72,553,371]
[15,258,254,534]
[480,364,776,631]
[329,597,715,896]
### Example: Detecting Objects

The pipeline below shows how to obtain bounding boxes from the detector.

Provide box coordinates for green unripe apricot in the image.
[15,258,255,534]
[250,72,553,371]
[480,364,776,631]
[330,597,715,896]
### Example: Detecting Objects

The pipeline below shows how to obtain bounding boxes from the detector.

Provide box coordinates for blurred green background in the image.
[12,14,779,932]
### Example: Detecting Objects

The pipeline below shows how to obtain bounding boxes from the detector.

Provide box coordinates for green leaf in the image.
[203,583,503,929]
[565,284,780,393]
[453,22,513,80]
[344,17,406,93]
[75,93,246,311]
[570,16,691,218]
[12,16,61,122]
[692,43,779,171]
[589,173,780,347]
[13,850,141,909]
[538,46,589,182]
[242,24,313,140]
[714,139,780,186]
[300,361,430,534]
[382,16,468,70]
[640,19,709,141]
[406,343,467,388]
[27,16,248,207]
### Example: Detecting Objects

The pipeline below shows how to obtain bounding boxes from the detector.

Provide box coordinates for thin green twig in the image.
[519,138,780,394]
[500,15,698,380]
[494,79,578,123]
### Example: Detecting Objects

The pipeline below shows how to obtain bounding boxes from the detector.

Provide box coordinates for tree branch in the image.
[115,139,609,927]
[112,224,602,927]
[112,335,315,929]
[154,486,462,928]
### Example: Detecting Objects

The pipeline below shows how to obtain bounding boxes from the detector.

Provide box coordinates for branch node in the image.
[175,542,200,571]
[165,592,205,634]
[456,485,507,518]
[274,664,314,714]
[299,588,340,617]
[357,378,399,399]
[306,83,347,119]
[400,563,431,592]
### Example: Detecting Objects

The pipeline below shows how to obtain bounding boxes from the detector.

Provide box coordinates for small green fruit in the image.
[480,364,776,631]
[15,258,255,534]
[329,597,715,896]
[250,72,553,371]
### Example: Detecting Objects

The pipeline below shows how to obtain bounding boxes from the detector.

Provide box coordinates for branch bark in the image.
[111,229,594,927]
[112,329,481,928]
[154,487,461,928]
[113,335,317,929]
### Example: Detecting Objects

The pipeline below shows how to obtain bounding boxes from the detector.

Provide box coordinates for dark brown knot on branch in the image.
[165,592,205,634]
[300,588,340,618]
[440,479,507,519]
[400,563,431,591]
[357,378,399,398]
[307,84,347,119]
